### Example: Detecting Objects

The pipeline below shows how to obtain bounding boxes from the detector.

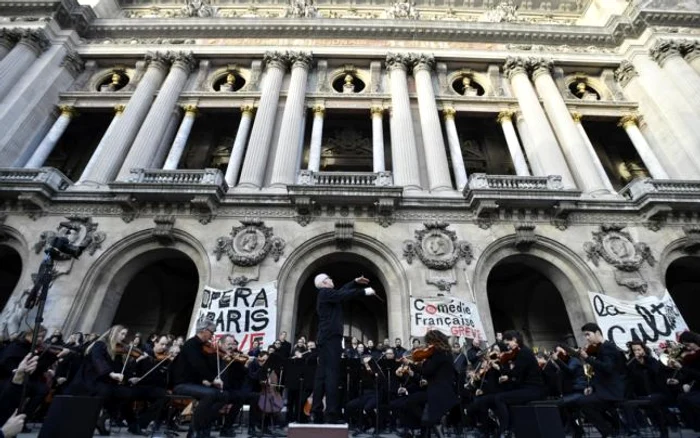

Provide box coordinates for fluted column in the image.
[151,108,182,168]
[24,106,77,168]
[570,112,614,192]
[163,105,198,170]
[307,105,325,172]
[78,105,125,183]
[386,53,421,191]
[618,114,669,179]
[225,105,255,187]
[412,54,453,191]
[117,53,195,180]
[79,54,169,183]
[496,110,530,176]
[530,59,609,194]
[0,30,48,102]
[442,108,468,190]
[238,52,289,188]
[269,52,312,187]
[0,29,18,61]
[514,112,542,176]
[680,41,700,74]
[503,57,575,188]
[651,40,700,116]
[371,106,386,173]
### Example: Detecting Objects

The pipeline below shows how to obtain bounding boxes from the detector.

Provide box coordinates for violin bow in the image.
[119,344,134,378]
[134,354,172,384]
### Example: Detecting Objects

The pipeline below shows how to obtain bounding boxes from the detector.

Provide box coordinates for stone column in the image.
[0,30,48,102]
[386,53,421,191]
[503,57,575,188]
[307,105,325,172]
[570,112,615,192]
[0,29,18,61]
[151,108,182,168]
[78,105,125,183]
[496,110,530,176]
[117,53,196,180]
[370,106,386,173]
[412,54,453,191]
[163,105,198,170]
[442,108,468,190]
[225,105,255,187]
[530,58,609,194]
[238,52,289,189]
[24,105,78,168]
[80,54,169,184]
[680,41,700,74]
[514,112,542,176]
[618,114,669,179]
[269,52,312,187]
[652,40,700,116]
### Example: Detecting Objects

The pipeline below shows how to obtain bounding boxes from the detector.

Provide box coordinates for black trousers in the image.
[678,391,700,432]
[346,393,378,428]
[401,391,428,429]
[130,385,167,429]
[572,393,619,437]
[492,386,544,434]
[466,393,498,434]
[312,335,342,418]
[172,383,227,431]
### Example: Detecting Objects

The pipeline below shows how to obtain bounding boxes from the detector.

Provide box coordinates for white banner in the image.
[193,282,277,352]
[587,290,689,349]
[410,296,487,341]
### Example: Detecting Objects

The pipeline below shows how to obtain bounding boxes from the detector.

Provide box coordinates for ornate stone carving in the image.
[385,53,411,72]
[145,51,171,70]
[427,276,456,292]
[680,40,700,62]
[385,0,419,20]
[284,0,319,18]
[288,51,313,69]
[480,0,518,22]
[335,220,354,250]
[411,53,436,72]
[229,275,251,286]
[583,224,656,293]
[60,50,84,77]
[33,216,106,258]
[0,29,20,50]
[213,219,285,266]
[152,215,175,245]
[503,56,527,80]
[183,0,215,17]
[528,57,553,79]
[682,225,700,253]
[614,61,639,88]
[514,222,537,251]
[650,39,682,66]
[263,51,290,71]
[17,29,49,55]
[402,222,473,270]
[171,51,197,73]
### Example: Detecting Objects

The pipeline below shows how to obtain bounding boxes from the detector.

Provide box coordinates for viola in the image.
[154,351,171,361]
[499,346,520,365]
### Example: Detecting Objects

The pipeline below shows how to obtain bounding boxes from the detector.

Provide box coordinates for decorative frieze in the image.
[284,0,319,18]
[213,219,286,266]
[385,0,419,20]
[33,216,106,258]
[402,222,473,270]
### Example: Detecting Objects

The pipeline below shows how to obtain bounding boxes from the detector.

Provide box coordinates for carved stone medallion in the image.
[213,219,286,267]
[403,222,473,270]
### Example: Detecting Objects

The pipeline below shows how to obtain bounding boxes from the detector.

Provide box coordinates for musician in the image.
[390,352,425,437]
[489,330,545,436]
[126,335,171,435]
[277,331,292,358]
[169,320,227,438]
[214,334,256,438]
[669,331,700,432]
[571,323,626,438]
[346,354,385,434]
[466,338,483,367]
[394,338,407,357]
[311,273,375,424]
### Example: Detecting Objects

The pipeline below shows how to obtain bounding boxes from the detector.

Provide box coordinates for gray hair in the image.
[196,319,216,334]
[314,273,329,288]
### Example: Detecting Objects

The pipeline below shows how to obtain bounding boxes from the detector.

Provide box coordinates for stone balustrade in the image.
[126,168,225,186]
[620,178,700,201]
[466,173,565,191]
[0,167,71,191]
[297,170,394,187]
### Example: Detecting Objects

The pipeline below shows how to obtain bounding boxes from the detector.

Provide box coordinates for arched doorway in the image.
[0,245,22,313]
[110,250,199,337]
[487,255,578,349]
[665,256,700,331]
[294,254,388,344]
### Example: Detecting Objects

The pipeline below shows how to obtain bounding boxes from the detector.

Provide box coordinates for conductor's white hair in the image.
[314,273,329,288]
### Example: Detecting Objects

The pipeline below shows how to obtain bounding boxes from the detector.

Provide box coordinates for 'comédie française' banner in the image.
[193,282,277,352]
[411,296,487,341]
[588,290,689,349]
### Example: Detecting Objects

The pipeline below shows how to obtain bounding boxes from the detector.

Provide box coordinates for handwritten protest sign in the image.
[588,290,689,349]
[193,282,277,352]
[410,296,487,341]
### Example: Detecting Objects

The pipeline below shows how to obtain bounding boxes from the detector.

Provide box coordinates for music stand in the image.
[379,358,400,434]
[284,357,306,423]
[363,357,388,438]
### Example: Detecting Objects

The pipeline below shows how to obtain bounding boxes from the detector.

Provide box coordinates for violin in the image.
[410,345,435,362]
[498,346,520,365]
[584,343,601,356]
[203,342,250,364]
[154,351,171,361]
[116,343,145,359]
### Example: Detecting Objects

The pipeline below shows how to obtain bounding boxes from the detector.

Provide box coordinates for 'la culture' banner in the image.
[587,290,689,349]
[411,296,487,341]
[193,282,277,352]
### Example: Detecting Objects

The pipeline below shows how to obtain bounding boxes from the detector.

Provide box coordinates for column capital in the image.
[650,39,682,66]
[385,53,411,72]
[60,50,84,77]
[680,40,700,62]
[58,105,78,118]
[442,107,457,120]
[289,51,313,70]
[618,113,641,129]
[17,29,49,56]
[182,104,198,115]
[613,60,639,88]
[241,105,256,116]
[114,104,126,114]
[370,106,384,118]
[312,104,325,116]
[528,57,553,80]
[0,29,19,50]
[170,51,197,74]
[570,111,583,123]
[411,53,436,73]
[496,110,515,124]
[263,51,291,71]
[503,56,528,80]
[145,51,172,72]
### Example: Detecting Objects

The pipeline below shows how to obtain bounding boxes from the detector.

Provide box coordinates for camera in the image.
[46,235,85,259]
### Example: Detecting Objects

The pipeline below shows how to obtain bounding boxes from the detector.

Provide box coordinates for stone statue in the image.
[220,72,236,92]
[343,74,355,93]
[480,0,518,23]
[385,0,419,20]
[284,0,320,18]
[575,81,599,101]
[462,76,478,96]
[183,0,214,18]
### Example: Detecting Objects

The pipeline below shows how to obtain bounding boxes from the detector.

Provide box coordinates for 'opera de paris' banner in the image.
[410,296,487,341]
[193,282,277,352]
[588,290,689,349]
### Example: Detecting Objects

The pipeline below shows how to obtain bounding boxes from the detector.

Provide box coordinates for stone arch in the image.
[65,229,211,334]
[659,237,700,330]
[0,226,33,338]
[473,235,603,344]
[276,232,409,341]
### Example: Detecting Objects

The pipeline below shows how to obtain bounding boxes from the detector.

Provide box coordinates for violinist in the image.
[570,322,626,438]
[169,320,227,438]
[390,352,425,437]
[215,334,256,438]
[54,332,86,395]
[345,352,386,434]
[669,331,700,433]
[463,345,503,437]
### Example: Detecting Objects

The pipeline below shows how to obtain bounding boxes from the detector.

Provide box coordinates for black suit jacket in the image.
[316,281,365,345]
[422,350,458,424]
[586,341,626,401]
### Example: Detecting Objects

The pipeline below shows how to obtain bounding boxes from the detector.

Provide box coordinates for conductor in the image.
[311,273,376,423]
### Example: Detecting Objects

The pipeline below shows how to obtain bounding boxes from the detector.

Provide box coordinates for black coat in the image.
[422,350,458,424]
[505,346,544,389]
[316,281,365,345]
[68,341,120,395]
[585,341,626,401]
[170,336,215,386]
